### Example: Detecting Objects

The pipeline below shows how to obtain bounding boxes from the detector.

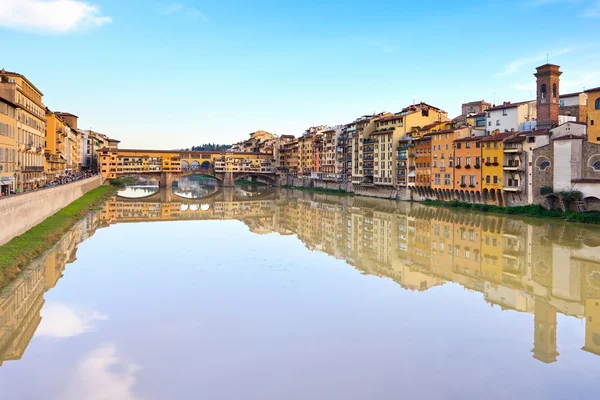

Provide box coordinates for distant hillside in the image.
[186,144,232,151]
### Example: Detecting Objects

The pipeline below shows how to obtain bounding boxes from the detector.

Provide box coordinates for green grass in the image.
[281,185,353,196]
[235,179,268,186]
[422,199,600,224]
[0,185,117,288]
[109,177,138,187]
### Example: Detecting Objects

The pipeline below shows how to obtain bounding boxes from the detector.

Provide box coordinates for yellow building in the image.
[0,96,18,195]
[365,104,448,187]
[481,132,514,205]
[0,69,46,191]
[44,110,68,180]
[586,87,600,144]
[351,115,378,184]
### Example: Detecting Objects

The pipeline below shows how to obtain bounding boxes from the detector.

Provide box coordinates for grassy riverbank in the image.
[422,199,600,224]
[0,185,117,287]
[109,177,138,187]
[281,185,353,196]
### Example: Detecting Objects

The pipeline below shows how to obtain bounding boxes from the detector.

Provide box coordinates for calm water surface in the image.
[1,184,600,399]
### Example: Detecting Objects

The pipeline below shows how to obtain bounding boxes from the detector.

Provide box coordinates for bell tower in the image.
[535,64,562,131]
[531,300,559,363]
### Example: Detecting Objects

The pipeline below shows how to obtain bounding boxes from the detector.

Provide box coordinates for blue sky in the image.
[1,0,599,148]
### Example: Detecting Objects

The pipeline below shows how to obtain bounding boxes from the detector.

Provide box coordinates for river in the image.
[1,180,600,399]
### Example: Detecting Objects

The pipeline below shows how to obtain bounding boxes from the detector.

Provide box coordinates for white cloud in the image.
[0,0,111,34]
[62,344,141,400]
[498,47,576,76]
[36,303,108,338]
[162,3,208,22]
[582,0,600,17]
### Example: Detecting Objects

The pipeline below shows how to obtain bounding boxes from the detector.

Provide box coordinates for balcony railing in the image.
[503,182,522,191]
[503,160,522,170]
[22,166,44,172]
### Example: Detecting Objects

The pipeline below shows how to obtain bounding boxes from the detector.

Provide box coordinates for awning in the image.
[408,171,416,177]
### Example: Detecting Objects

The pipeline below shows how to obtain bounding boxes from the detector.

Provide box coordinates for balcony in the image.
[503,182,522,192]
[503,160,522,170]
[504,145,522,153]
[439,167,446,172]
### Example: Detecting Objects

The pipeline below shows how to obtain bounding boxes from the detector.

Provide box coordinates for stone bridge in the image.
[119,168,279,188]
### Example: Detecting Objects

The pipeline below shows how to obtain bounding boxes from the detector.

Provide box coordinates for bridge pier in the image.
[159,172,175,189]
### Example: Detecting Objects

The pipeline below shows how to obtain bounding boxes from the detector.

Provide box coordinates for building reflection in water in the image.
[2,186,600,367]
[0,213,100,366]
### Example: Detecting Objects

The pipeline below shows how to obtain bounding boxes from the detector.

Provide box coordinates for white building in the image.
[485,100,536,135]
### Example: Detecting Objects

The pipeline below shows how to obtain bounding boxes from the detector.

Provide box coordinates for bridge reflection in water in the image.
[1,187,600,368]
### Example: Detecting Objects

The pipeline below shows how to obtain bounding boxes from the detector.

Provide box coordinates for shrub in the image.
[540,186,553,195]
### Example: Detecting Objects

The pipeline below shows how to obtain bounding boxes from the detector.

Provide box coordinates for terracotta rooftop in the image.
[486,101,532,112]
[553,134,584,141]
[480,132,515,142]
[520,129,550,136]
[453,136,483,143]
[559,91,583,98]
[503,135,526,143]
[421,121,446,130]
[584,86,600,93]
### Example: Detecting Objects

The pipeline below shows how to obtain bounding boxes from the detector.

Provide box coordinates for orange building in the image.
[430,127,469,200]
[414,135,431,190]
[453,136,483,202]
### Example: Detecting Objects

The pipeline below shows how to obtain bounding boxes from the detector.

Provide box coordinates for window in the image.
[560,99,565,107]
[470,175,475,186]
[539,161,550,170]
[496,120,500,126]
[456,156,461,166]
[488,121,491,126]
[456,143,461,149]
[466,142,471,148]
[502,109,508,116]
[596,98,600,110]
[460,175,466,185]
[593,161,600,171]
[541,83,547,99]
[528,136,535,143]
[466,157,471,166]
[476,142,480,148]
[444,174,451,185]
[493,176,498,184]
[434,174,441,185]
[475,157,480,166]
[552,83,557,99]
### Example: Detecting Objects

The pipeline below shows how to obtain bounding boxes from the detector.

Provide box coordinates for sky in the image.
[1,0,599,149]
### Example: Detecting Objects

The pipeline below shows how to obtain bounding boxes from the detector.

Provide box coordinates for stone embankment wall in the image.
[282,175,432,201]
[0,176,102,246]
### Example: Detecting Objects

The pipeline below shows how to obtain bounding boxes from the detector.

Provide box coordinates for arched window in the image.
[539,161,550,170]
[593,160,600,171]
[552,83,557,99]
[596,98,600,110]
[540,84,547,99]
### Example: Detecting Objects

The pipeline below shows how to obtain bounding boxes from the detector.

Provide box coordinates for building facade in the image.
[0,96,17,195]
[0,70,46,191]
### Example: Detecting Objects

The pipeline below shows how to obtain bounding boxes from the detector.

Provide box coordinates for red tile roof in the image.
[486,101,531,112]
[553,134,584,141]
[480,132,515,142]
[559,91,583,98]
[453,136,483,143]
